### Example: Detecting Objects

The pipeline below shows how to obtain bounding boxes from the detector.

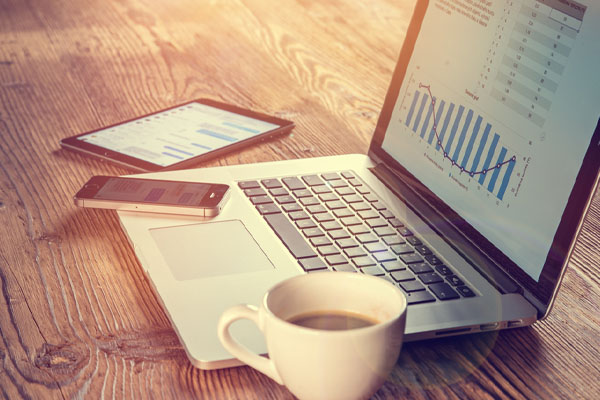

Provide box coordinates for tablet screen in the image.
[76,102,280,167]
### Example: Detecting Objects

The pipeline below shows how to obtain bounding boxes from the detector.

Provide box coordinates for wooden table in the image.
[1,0,599,398]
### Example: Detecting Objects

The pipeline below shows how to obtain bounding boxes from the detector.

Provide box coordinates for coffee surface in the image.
[287,310,378,331]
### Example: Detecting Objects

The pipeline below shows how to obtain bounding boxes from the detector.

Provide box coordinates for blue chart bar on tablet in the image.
[404,87,516,201]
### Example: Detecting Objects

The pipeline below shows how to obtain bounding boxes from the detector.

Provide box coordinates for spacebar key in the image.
[264,214,317,259]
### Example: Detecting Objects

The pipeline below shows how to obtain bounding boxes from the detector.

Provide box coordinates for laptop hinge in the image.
[370,162,522,295]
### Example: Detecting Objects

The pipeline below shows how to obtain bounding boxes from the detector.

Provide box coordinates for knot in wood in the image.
[34,342,88,377]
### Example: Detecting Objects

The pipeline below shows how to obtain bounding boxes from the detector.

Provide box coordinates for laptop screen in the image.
[380,0,600,282]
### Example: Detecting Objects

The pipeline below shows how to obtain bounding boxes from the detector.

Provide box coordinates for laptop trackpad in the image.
[150,220,274,281]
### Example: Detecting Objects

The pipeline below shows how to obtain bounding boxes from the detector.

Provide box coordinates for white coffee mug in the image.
[217,272,407,400]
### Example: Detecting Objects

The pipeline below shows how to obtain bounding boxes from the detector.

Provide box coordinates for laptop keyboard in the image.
[239,171,476,305]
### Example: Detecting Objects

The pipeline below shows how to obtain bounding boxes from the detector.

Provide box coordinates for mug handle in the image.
[217,304,283,385]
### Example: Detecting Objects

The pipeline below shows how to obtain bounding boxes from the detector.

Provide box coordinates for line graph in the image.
[403,83,519,201]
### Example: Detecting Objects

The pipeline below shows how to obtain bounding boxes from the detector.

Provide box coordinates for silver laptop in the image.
[118,0,600,369]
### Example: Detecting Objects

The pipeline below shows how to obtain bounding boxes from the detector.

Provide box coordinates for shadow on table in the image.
[377,326,542,397]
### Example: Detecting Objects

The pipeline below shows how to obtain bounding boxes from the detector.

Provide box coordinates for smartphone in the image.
[74,176,230,217]
[60,99,294,172]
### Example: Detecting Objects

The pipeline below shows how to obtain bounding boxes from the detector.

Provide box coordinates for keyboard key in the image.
[363,193,379,203]
[335,187,355,196]
[446,275,464,286]
[326,254,349,266]
[356,186,371,195]
[322,172,341,181]
[415,245,432,255]
[348,178,362,187]
[419,272,443,285]
[334,208,354,218]
[389,218,405,228]
[364,242,387,253]
[282,177,306,191]
[379,210,394,219]
[340,216,362,226]
[264,213,316,259]
[302,175,325,186]
[336,238,358,249]
[356,233,379,244]
[361,265,386,276]
[261,179,282,189]
[392,242,415,255]
[435,265,453,276]
[406,236,422,246]
[390,270,415,281]
[333,263,356,272]
[383,235,406,246]
[296,219,317,229]
[372,202,387,211]
[348,224,370,235]
[293,189,313,198]
[321,221,342,231]
[352,255,377,268]
[269,187,288,196]
[366,218,388,228]
[275,195,296,204]
[310,236,332,247]
[408,263,433,274]
[299,257,327,271]
[238,181,260,189]
[250,196,273,205]
[374,226,396,237]
[357,209,379,219]
[382,260,406,272]
[326,200,346,210]
[306,204,327,214]
[373,251,397,262]
[341,171,356,179]
[314,213,334,223]
[344,247,367,258]
[256,203,281,215]
[398,227,414,237]
[318,245,340,256]
[319,193,338,202]
[404,290,436,305]
[456,286,476,297]
[425,255,443,266]
[303,228,324,238]
[329,180,348,188]
[379,275,396,285]
[342,194,363,203]
[244,188,267,197]
[300,197,320,207]
[313,185,333,194]
[400,280,426,293]
[350,202,371,212]
[328,229,351,240]
[289,211,310,221]
[428,283,460,300]
[282,203,303,213]
[399,253,424,264]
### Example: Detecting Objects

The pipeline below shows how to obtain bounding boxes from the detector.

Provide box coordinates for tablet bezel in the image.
[60,99,295,172]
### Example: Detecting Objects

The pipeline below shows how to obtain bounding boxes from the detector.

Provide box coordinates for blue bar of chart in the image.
[403,85,517,201]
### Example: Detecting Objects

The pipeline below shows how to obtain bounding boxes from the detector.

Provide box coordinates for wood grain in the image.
[0,0,599,398]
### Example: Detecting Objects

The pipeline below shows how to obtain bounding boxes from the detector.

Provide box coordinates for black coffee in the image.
[287,310,378,331]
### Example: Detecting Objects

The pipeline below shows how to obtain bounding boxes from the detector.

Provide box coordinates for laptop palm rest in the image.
[150,220,274,281]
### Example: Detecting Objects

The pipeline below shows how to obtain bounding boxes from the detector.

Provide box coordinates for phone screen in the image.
[94,177,213,206]
[76,102,280,167]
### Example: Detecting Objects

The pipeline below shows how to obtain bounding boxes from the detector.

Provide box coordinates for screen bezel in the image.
[368,0,600,309]
[75,176,230,208]
[61,99,295,172]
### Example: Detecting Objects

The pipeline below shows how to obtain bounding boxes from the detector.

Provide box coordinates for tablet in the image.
[60,99,295,171]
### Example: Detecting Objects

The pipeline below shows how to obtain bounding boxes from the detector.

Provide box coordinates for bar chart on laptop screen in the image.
[398,74,528,206]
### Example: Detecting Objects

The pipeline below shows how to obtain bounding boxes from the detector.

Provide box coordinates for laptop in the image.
[117,0,600,369]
